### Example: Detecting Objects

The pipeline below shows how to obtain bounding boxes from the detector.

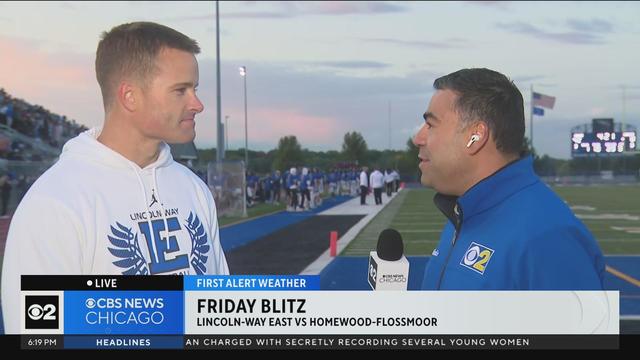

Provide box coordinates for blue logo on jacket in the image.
[107,211,209,275]
[460,242,494,275]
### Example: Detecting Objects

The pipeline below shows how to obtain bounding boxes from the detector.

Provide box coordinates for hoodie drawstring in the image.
[128,163,160,264]
[152,167,172,255]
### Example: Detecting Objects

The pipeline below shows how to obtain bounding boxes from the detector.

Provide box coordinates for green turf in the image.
[343,185,640,256]
[342,188,444,256]
[553,185,640,254]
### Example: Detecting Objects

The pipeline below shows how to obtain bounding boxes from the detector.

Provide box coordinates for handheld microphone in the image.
[368,228,409,290]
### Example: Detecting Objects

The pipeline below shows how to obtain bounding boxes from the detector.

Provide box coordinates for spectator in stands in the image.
[246,171,256,207]
[299,167,311,210]
[0,102,14,129]
[0,173,11,217]
[287,167,300,211]
[2,21,230,334]
[414,68,604,290]
[262,173,272,204]
[16,174,30,204]
[271,170,281,204]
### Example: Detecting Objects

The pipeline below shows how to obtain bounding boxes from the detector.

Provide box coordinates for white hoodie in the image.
[1,128,229,333]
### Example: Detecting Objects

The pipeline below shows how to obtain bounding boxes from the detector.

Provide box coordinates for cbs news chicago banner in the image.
[19,275,619,350]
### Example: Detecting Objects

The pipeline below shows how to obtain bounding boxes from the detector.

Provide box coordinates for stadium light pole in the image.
[215,1,223,165]
[224,115,229,152]
[239,66,248,170]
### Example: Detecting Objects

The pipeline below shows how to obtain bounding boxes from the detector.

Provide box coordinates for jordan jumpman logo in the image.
[149,189,159,207]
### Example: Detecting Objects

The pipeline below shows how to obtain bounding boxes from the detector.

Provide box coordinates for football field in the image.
[338,183,640,330]
[343,184,640,256]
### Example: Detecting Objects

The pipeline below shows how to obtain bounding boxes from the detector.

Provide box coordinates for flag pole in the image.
[530,85,534,154]
[622,84,626,133]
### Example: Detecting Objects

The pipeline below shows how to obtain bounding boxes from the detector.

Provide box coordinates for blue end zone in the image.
[220,196,352,252]
[604,257,640,294]
[604,256,640,316]
[320,255,640,316]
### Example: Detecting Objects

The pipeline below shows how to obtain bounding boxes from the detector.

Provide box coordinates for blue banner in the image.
[64,335,183,349]
[64,291,183,335]
[184,275,320,291]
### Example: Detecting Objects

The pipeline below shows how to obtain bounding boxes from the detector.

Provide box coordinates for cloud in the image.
[307,61,390,69]
[566,18,613,33]
[464,1,511,10]
[194,59,437,151]
[512,75,547,84]
[242,108,343,147]
[161,1,406,21]
[299,1,406,15]
[58,2,78,10]
[159,12,289,22]
[496,21,608,45]
[0,35,100,126]
[0,33,433,152]
[361,37,469,49]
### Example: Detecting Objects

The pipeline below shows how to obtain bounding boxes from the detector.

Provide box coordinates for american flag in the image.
[533,92,555,109]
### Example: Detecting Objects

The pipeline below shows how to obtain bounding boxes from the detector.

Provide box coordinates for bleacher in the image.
[0,88,87,159]
[0,87,88,222]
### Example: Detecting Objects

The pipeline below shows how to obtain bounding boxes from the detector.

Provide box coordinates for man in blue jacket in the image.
[414,68,605,290]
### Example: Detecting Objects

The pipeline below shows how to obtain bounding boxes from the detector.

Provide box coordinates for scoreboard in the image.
[571,131,637,156]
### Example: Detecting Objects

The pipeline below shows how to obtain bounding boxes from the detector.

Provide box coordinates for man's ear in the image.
[465,121,489,154]
[116,82,137,112]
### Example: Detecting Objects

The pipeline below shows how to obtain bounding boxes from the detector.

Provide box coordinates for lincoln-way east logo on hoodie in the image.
[107,211,210,275]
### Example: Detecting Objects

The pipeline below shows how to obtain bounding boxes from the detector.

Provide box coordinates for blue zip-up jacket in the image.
[287,173,299,190]
[422,156,605,290]
[299,174,310,190]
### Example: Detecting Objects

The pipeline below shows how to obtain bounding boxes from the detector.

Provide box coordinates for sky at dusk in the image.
[1,1,638,159]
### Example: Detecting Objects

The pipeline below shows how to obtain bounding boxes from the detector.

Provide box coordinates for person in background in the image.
[369,166,384,205]
[359,166,369,205]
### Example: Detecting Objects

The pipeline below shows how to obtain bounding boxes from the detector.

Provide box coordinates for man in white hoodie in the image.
[1,22,229,334]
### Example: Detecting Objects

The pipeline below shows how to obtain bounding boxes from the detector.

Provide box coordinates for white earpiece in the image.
[466,134,481,148]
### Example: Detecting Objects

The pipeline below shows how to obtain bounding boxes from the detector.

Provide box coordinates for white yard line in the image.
[300,190,402,274]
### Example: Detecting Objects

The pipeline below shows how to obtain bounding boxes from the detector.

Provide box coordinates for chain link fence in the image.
[207,160,246,218]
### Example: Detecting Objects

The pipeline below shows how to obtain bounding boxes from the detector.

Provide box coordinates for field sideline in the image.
[343,184,640,256]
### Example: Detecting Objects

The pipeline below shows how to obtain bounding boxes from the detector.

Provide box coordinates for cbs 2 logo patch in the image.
[25,295,59,329]
[460,242,494,275]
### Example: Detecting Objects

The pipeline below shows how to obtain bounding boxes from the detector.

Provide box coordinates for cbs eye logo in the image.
[367,257,379,289]
[25,295,59,329]
[460,242,494,275]
[369,263,377,282]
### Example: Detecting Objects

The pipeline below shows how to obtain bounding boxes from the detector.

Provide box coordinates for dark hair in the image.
[433,68,524,154]
[95,22,200,109]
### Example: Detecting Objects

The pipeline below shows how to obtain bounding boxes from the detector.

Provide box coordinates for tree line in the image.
[196,132,640,180]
